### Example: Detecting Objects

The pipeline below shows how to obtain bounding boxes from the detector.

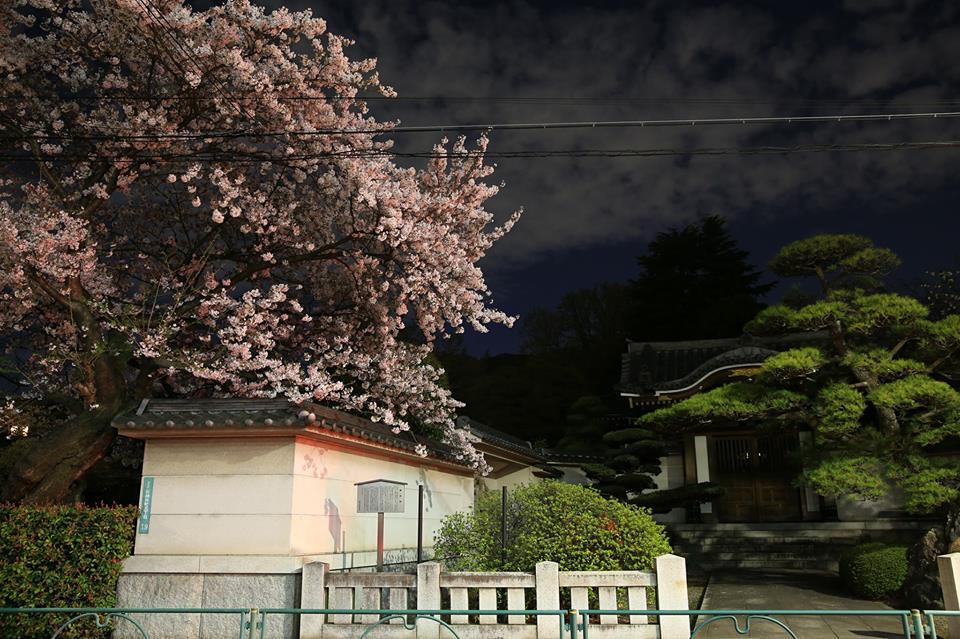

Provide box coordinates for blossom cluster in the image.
[0,0,518,470]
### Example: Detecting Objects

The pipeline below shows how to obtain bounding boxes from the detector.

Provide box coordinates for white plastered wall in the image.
[477,465,541,493]
[289,439,474,556]
[649,453,686,523]
[132,436,474,558]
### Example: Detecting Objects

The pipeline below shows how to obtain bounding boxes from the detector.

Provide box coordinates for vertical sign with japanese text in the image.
[138,476,154,534]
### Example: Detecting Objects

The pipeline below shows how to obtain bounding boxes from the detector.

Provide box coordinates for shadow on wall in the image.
[325,498,342,552]
[418,468,434,513]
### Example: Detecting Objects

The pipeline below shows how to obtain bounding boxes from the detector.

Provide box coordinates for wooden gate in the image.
[710,434,802,522]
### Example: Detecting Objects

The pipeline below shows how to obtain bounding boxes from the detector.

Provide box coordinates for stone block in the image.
[535,562,560,639]
[655,554,690,639]
[416,562,441,639]
[114,573,203,639]
[300,562,328,639]
[201,574,300,639]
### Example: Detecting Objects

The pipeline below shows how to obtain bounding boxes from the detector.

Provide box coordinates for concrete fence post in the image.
[938,553,960,639]
[416,562,441,639]
[299,561,328,639]
[535,561,561,639]
[655,554,690,639]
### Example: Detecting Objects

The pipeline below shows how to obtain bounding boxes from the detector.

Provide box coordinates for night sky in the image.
[248,0,960,353]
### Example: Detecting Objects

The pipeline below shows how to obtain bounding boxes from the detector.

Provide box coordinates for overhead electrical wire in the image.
[6,5,960,166]
[7,93,960,108]
[4,109,960,142]
[2,140,959,164]
[130,0,257,123]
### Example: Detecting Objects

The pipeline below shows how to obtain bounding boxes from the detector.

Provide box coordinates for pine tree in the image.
[639,234,960,515]
[630,216,773,340]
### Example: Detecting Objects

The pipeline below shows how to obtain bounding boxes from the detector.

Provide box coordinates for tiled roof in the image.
[114,398,462,463]
[541,450,608,463]
[116,400,607,472]
[457,416,609,466]
[457,415,547,461]
[618,332,827,396]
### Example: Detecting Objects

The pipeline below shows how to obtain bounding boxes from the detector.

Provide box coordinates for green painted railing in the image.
[2,606,959,639]
[574,609,960,639]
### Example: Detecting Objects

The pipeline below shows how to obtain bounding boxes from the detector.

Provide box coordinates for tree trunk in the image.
[902,503,960,608]
[0,407,119,503]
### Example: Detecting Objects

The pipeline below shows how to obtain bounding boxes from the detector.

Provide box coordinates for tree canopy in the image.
[629,215,772,341]
[0,0,517,501]
[641,234,960,513]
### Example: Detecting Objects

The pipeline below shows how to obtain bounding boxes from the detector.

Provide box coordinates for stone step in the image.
[670,535,863,546]
[692,559,840,571]
[668,521,933,532]
[665,523,928,574]
[678,551,839,561]
[673,546,844,558]
[670,528,867,539]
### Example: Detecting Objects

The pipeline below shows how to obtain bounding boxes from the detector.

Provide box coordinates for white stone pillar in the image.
[535,561,561,639]
[299,562,328,639]
[797,431,821,518]
[938,553,960,639]
[693,436,712,515]
[416,562,441,639]
[655,554,691,639]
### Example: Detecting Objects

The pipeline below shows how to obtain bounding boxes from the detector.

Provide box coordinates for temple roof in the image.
[114,399,595,473]
[115,398,465,464]
[457,415,544,459]
[618,332,827,400]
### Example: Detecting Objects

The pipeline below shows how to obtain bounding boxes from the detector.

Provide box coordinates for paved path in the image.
[695,570,908,639]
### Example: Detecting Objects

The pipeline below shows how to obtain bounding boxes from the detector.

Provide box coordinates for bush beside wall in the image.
[840,542,909,600]
[0,504,138,639]
[434,480,672,572]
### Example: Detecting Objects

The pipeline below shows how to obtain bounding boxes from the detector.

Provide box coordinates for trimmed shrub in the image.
[434,480,671,572]
[0,504,138,639]
[839,542,909,600]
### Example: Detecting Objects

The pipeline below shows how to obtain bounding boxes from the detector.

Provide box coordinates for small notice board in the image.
[138,476,155,534]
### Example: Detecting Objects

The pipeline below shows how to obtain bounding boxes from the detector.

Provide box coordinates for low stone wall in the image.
[114,555,689,639]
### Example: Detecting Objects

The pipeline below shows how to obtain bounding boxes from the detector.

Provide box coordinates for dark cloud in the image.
[255,0,960,268]
[193,0,960,351]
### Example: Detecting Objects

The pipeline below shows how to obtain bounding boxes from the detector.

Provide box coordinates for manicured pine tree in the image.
[635,235,960,521]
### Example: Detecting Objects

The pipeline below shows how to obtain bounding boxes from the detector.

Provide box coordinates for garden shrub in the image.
[434,480,671,572]
[839,542,909,600]
[0,504,138,639]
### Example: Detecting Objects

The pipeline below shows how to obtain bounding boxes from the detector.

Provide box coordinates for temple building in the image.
[617,333,906,523]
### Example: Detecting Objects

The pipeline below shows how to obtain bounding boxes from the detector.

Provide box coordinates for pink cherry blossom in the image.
[0,0,519,472]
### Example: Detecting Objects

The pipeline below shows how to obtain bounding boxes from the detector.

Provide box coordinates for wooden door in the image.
[710,434,801,522]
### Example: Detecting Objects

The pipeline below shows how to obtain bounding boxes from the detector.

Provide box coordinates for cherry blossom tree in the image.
[0,0,519,502]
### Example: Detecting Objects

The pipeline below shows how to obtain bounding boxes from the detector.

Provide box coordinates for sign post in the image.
[355,479,407,571]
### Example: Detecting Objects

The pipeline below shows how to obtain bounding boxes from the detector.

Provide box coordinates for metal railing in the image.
[573,609,960,639]
[1,606,959,639]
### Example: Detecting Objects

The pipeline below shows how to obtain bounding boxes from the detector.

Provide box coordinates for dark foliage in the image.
[0,504,138,638]
[629,215,773,341]
[840,543,909,600]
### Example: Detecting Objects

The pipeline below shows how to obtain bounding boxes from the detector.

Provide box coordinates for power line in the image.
[3,139,959,164]
[131,0,257,123]
[5,109,960,141]
[6,92,960,107]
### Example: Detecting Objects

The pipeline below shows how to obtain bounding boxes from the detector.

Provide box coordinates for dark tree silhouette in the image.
[630,215,773,341]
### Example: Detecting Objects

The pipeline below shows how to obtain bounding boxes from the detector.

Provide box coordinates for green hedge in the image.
[839,542,909,600]
[0,504,138,639]
[434,480,672,572]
